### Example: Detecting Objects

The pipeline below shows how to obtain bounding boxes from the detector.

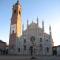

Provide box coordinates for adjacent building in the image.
[0,40,6,50]
[0,40,7,54]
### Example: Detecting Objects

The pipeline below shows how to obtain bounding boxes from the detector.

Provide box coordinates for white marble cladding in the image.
[15,22,53,56]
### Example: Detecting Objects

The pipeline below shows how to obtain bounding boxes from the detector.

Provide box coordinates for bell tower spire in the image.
[9,0,22,48]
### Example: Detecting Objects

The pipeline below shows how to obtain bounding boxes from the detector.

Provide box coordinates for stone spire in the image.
[27,19,29,28]
[49,25,52,37]
[22,24,24,32]
[42,20,45,55]
[37,17,39,26]
[27,19,29,39]
[42,20,44,32]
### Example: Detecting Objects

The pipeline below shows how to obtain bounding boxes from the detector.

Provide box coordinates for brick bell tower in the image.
[9,0,22,49]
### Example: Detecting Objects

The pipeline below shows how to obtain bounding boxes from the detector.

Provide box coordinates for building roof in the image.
[0,40,6,43]
[22,22,50,37]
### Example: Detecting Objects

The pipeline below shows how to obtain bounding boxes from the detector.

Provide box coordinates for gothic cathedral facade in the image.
[9,0,54,55]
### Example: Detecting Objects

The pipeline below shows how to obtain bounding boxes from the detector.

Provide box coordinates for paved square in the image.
[0,56,60,60]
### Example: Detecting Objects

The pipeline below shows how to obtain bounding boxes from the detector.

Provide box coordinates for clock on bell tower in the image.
[9,0,22,48]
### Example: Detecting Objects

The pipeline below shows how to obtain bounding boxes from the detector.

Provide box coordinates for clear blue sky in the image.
[0,0,60,46]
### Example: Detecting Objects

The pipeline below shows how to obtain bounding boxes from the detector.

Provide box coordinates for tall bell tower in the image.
[9,0,22,48]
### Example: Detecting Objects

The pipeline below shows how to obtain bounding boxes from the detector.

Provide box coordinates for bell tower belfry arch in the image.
[9,0,22,48]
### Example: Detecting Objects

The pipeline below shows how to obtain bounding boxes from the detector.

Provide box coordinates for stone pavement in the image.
[0,56,60,60]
